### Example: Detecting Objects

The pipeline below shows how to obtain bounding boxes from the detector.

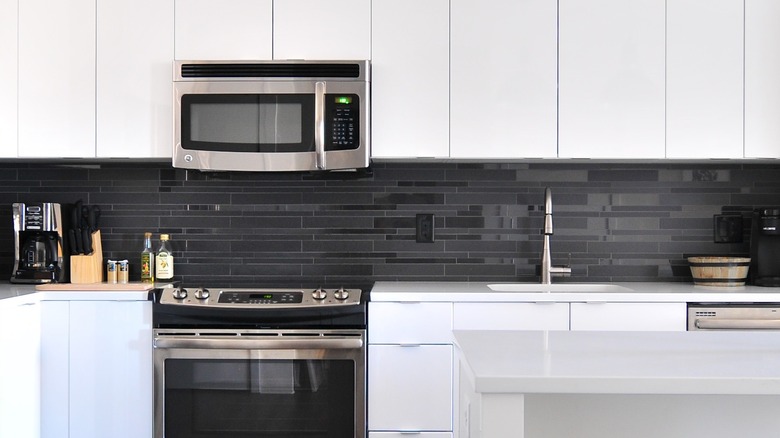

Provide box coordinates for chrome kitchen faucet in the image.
[540,187,571,284]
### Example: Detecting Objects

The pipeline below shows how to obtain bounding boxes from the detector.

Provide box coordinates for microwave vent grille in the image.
[180,63,362,79]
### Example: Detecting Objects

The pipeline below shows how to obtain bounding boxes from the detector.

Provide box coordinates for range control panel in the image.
[158,286,362,308]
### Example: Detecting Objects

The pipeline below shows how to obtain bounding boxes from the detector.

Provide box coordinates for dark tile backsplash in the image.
[2,160,777,289]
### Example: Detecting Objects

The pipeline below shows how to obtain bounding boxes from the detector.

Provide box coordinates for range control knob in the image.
[334,288,349,300]
[312,288,327,300]
[194,288,210,300]
[172,288,187,300]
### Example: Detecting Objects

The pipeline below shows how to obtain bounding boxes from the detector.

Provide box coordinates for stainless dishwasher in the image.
[688,303,780,330]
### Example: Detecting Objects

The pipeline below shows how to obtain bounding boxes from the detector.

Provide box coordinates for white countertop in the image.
[370,281,780,303]
[455,329,780,395]
[0,283,152,307]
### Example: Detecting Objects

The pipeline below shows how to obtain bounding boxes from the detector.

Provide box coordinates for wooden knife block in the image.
[70,230,104,284]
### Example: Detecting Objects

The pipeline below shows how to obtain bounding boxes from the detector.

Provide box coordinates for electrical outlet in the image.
[713,214,743,243]
[416,214,435,243]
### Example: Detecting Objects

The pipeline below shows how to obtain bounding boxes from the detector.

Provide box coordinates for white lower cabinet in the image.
[570,302,686,331]
[41,299,153,438]
[368,302,454,435]
[0,298,40,438]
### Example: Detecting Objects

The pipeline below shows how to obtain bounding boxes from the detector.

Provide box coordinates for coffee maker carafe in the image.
[11,202,68,283]
[750,207,780,287]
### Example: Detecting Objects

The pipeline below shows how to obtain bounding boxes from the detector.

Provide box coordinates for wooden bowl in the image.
[687,256,751,287]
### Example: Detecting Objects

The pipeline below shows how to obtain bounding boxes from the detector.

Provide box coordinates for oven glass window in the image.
[164,359,355,437]
[181,94,316,153]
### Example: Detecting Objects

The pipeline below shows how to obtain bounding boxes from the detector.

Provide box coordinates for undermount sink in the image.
[486,283,633,293]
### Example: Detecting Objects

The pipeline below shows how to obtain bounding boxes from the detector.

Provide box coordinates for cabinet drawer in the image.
[369,433,452,438]
[368,345,453,431]
[454,302,569,330]
[570,302,686,331]
[369,302,452,344]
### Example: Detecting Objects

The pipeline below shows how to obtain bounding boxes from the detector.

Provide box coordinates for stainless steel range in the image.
[153,285,367,438]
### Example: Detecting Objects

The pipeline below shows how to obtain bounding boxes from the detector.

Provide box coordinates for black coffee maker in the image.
[750,207,780,287]
[11,202,68,283]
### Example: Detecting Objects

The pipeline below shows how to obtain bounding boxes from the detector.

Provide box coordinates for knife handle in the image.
[68,229,79,255]
[82,229,92,255]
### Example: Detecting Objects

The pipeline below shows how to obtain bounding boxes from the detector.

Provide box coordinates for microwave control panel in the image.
[325,94,360,150]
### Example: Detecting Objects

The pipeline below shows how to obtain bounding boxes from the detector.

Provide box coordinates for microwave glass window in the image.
[190,103,302,144]
[181,94,315,153]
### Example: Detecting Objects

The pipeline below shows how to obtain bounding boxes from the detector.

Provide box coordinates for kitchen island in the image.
[369,281,780,438]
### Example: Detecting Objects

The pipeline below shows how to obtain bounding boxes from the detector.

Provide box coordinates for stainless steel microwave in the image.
[173,60,370,172]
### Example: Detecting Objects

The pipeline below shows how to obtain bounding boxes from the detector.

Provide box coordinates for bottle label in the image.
[156,252,174,279]
[141,253,154,282]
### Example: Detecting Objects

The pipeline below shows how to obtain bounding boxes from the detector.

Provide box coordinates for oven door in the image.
[153,329,366,438]
[173,80,369,172]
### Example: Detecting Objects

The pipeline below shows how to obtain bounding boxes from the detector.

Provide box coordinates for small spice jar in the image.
[118,260,129,284]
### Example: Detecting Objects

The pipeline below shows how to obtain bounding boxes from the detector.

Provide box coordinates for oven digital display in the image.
[218,291,304,304]
[250,293,275,300]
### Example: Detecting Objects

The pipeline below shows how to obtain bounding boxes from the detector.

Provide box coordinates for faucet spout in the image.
[540,187,571,284]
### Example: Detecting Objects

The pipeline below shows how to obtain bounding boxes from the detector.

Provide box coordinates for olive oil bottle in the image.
[155,234,174,280]
[141,232,154,282]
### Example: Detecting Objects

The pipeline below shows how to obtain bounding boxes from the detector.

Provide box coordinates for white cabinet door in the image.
[666,0,743,159]
[454,302,570,330]
[570,302,687,331]
[68,301,153,438]
[371,0,449,159]
[745,0,780,158]
[451,0,557,159]
[368,302,453,344]
[18,0,96,158]
[0,0,17,157]
[40,301,69,438]
[274,0,370,60]
[0,299,40,438]
[368,345,453,431]
[174,0,272,60]
[97,0,174,158]
[559,0,665,159]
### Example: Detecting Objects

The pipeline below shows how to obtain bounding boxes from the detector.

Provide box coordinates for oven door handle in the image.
[695,318,780,330]
[154,336,363,350]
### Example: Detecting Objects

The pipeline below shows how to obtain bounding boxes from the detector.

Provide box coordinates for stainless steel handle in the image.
[314,81,326,170]
[695,318,780,330]
[154,336,363,350]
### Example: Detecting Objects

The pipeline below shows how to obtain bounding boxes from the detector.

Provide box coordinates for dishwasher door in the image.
[688,304,780,330]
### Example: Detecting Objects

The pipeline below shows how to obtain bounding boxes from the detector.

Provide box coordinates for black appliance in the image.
[11,202,68,283]
[750,208,780,286]
[152,285,368,438]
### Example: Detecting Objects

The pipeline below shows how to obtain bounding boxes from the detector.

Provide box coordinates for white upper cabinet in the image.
[274,0,370,60]
[18,0,96,158]
[97,0,174,158]
[559,0,665,159]
[0,0,17,158]
[745,0,780,159]
[666,0,743,159]
[174,0,273,60]
[450,0,557,159]
[371,0,450,159]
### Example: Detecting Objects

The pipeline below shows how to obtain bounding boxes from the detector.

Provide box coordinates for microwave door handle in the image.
[314,81,326,170]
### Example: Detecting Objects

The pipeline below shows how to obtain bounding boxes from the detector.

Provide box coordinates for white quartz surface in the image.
[371,281,780,303]
[455,330,780,395]
[0,283,151,307]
